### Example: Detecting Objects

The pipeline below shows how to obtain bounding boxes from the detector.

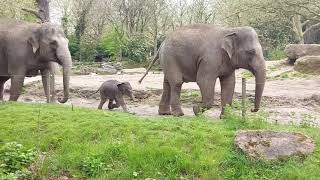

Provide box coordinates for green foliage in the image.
[0,103,319,179]
[123,34,152,63]
[241,70,254,79]
[99,31,152,62]
[266,47,287,60]
[68,35,98,62]
[68,35,80,58]
[0,142,36,179]
[80,155,106,177]
[99,30,126,60]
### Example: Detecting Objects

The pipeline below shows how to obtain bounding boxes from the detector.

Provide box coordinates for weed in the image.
[0,142,36,179]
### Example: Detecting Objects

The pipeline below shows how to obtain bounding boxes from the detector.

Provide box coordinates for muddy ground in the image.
[2,61,320,126]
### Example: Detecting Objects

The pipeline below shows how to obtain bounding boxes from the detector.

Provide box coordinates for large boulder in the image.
[285,44,320,64]
[294,56,320,75]
[235,130,315,161]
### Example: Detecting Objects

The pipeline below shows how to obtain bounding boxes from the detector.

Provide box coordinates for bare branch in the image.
[21,8,42,20]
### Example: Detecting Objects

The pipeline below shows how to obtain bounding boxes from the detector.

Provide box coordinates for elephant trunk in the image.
[252,65,266,112]
[58,51,72,103]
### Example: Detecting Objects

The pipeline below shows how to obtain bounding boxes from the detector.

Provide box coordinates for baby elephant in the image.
[97,80,134,112]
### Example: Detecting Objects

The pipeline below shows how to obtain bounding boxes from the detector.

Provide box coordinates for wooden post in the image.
[47,72,51,103]
[242,78,246,120]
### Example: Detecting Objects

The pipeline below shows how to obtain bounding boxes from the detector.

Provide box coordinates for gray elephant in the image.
[139,24,266,116]
[97,80,134,112]
[0,19,72,103]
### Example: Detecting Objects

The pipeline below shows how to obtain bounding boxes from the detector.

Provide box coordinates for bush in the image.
[99,30,126,60]
[266,47,286,60]
[68,35,80,59]
[99,30,153,62]
[0,142,36,179]
[123,34,152,63]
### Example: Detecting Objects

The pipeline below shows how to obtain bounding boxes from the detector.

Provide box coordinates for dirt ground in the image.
[2,61,320,126]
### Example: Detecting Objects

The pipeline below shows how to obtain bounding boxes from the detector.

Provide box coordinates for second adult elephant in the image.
[0,19,72,103]
[139,24,266,116]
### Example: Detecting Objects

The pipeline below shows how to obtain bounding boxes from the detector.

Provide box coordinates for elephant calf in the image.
[97,80,134,112]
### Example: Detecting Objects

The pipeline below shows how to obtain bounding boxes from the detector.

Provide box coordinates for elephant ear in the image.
[28,30,40,54]
[221,32,236,59]
[117,82,126,92]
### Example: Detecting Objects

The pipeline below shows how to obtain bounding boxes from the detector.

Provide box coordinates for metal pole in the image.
[242,78,246,120]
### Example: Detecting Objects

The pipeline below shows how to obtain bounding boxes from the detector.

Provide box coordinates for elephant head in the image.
[28,23,72,103]
[222,27,266,112]
[117,82,135,101]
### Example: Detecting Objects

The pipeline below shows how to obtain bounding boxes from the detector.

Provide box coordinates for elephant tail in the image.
[138,42,163,84]
[89,88,100,98]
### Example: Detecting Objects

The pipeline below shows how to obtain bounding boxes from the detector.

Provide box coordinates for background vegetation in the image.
[1,0,320,63]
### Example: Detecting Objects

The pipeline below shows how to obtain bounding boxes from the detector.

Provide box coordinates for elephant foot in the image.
[193,105,202,116]
[171,105,184,116]
[193,105,207,116]
[158,105,171,115]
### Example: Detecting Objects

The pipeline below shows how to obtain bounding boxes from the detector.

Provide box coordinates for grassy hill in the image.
[0,102,319,179]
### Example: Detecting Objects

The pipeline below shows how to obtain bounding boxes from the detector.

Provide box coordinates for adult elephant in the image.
[0,19,72,103]
[139,24,266,116]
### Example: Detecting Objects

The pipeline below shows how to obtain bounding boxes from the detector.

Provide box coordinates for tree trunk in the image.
[292,15,304,44]
[37,0,50,22]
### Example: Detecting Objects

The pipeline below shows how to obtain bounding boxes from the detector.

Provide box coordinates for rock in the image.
[113,62,123,70]
[294,56,320,75]
[97,64,117,75]
[235,130,315,161]
[122,68,146,74]
[285,44,320,64]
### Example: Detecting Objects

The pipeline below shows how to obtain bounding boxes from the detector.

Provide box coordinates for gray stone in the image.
[98,64,117,75]
[235,130,315,161]
[294,56,320,75]
[285,44,320,64]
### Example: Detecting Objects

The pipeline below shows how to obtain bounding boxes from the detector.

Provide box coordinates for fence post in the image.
[46,72,51,103]
[242,78,247,120]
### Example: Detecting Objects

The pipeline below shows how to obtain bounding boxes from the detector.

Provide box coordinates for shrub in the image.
[266,47,286,60]
[123,34,152,63]
[99,30,127,60]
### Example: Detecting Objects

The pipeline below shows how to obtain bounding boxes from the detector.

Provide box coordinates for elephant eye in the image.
[246,49,256,56]
[50,41,58,49]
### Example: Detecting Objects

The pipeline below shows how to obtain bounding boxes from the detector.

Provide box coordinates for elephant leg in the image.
[111,99,121,109]
[108,99,115,109]
[0,77,9,101]
[169,81,184,116]
[49,73,55,103]
[0,83,3,101]
[9,76,25,101]
[98,97,107,110]
[0,81,5,101]
[158,79,171,115]
[49,63,56,103]
[194,77,217,115]
[41,69,51,103]
[115,95,128,112]
[220,72,235,117]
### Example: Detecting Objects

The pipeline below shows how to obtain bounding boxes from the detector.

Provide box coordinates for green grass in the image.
[0,102,319,179]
